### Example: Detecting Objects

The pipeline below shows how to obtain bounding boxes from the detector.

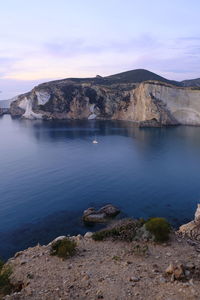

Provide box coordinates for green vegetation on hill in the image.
[50,238,77,259]
[145,218,171,242]
[92,218,145,242]
[92,217,171,243]
[0,259,13,299]
[65,69,181,86]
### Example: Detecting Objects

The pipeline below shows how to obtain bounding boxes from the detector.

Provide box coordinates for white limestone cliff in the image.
[10,80,200,126]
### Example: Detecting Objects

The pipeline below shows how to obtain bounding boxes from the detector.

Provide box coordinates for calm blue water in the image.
[0,115,200,259]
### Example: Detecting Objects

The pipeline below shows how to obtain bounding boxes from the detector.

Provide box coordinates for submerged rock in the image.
[83,204,120,223]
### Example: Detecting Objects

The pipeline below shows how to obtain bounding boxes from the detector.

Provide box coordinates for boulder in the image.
[83,207,96,217]
[83,204,120,223]
[173,264,185,280]
[165,263,185,280]
[48,236,66,246]
[178,204,200,240]
[84,232,93,238]
[195,204,200,223]
[98,204,120,217]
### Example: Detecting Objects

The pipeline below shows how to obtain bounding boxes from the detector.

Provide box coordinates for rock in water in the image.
[98,204,120,217]
[83,204,120,223]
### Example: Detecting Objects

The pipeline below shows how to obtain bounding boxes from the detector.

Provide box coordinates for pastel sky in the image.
[0,0,200,99]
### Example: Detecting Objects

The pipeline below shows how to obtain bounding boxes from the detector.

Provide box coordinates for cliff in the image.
[10,69,200,126]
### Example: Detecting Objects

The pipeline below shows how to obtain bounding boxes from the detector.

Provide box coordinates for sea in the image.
[0,114,200,259]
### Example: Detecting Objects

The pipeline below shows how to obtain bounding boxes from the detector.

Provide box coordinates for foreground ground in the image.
[2,232,200,300]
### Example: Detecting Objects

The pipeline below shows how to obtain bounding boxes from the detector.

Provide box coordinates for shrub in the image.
[50,238,77,259]
[92,218,145,242]
[92,228,120,241]
[112,255,121,261]
[0,260,13,297]
[145,218,171,242]
[132,243,149,256]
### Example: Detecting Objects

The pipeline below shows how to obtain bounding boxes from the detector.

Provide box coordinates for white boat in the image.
[92,135,98,144]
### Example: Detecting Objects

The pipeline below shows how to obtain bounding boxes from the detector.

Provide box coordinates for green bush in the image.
[50,238,77,259]
[145,218,171,242]
[0,260,13,297]
[92,219,145,242]
[112,255,121,261]
[92,228,120,241]
[132,243,149,256]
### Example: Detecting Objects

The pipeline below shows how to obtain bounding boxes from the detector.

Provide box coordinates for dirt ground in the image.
[3,233,200,300]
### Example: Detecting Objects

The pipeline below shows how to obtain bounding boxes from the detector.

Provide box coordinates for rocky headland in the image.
[9,69,200,126]
[1,205,200,300]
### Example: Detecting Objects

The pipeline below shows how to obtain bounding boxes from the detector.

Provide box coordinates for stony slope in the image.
[3,233,200,300]
[10,70,200,126]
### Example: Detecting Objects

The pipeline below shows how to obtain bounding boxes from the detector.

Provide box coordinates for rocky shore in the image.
[1,205,200,300]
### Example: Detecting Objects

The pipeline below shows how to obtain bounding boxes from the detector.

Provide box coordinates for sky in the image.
[0,0,200,99]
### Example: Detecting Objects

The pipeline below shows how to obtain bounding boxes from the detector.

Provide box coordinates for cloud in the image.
[44,38,104,57]
[134,36,200,79]
[178,36,200,41]
[43,34,160,58]
[0,78,47,100]
[135,49,200,80]
[1,33,200,85]
[0,57,19,77]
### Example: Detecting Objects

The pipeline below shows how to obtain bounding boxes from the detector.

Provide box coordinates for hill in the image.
[66,69,181,86]
[181,78,200,87]
[106,69,181,86]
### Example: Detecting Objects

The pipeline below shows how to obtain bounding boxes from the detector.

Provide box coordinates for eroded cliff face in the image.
[146,83,200,125]
[10,79,200,126]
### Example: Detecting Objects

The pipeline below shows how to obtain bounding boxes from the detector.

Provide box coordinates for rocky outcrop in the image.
[178,204,200,240]
[10,70,200,126]
[83,204,120,223]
